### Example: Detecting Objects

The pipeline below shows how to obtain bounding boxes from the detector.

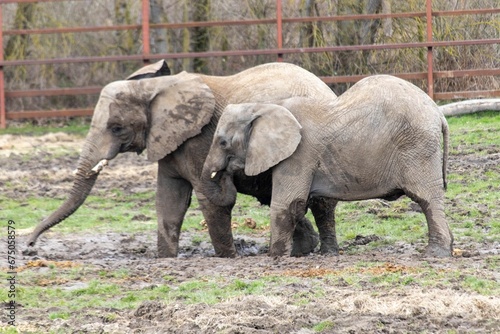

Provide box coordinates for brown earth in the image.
[0,133,499,333]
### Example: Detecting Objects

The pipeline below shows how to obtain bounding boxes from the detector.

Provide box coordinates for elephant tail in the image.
[441,115,449,190]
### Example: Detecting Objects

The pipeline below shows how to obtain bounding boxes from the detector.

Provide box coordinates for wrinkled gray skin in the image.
[27,61,339,258]
[202,75,453,257]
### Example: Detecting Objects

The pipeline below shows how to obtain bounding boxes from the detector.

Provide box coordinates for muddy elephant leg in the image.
[405,179,453,257]
[156,161,193,258]
[291,216,319,256]
[309,197,339,255]
[196,194,237,258]
[269,198,308,257]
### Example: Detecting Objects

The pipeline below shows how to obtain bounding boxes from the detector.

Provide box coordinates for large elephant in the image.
[202,75,453,257]
[27,61,339,258]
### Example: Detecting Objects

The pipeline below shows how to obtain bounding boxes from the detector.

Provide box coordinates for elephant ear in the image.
[146,73,215,162]
[126,60,171,80]
[245,104,302,176]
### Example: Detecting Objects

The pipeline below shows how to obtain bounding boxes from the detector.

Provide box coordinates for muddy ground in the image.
[0,132,499,333]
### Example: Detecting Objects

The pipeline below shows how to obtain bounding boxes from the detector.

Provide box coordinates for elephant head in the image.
[27,61,215,246]
[201,103,302,206]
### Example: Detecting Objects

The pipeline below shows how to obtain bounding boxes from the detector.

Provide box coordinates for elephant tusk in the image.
[87,159,108,177]
[72,169,78,176]
[211,171,217,179]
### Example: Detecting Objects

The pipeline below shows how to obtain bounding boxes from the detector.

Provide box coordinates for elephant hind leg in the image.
[309,197,339,255]
[291,216,319,257]
[404,178,453,257]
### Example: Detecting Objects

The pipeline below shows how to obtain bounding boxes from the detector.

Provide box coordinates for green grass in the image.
[0,119,90,137]
[0,267,286,314]
[446,110,500,154]
[312,320,335,332]
[0,191,268,240]
[0,192,158,234]
[0,327,18,334]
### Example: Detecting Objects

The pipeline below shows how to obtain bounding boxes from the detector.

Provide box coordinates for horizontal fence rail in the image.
[0,0,499,128]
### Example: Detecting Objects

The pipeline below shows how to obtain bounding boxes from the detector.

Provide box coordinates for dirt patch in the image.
[0,133,157,201]
[1,132,499,333]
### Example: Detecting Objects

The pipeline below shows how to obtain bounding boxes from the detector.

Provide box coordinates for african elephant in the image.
[27,61,339,258]
[202,75,453,257]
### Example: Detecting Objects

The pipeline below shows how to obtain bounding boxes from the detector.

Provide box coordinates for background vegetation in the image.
[2,0,499,116]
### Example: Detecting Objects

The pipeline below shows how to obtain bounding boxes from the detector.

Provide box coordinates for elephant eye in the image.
[111,126,123,135]
[219,139,228,149]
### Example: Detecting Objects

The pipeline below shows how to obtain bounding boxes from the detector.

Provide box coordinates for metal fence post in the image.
[0,4,5,129]
[142,0,151,64]
[276,0,283,62]
[426,0,434,99]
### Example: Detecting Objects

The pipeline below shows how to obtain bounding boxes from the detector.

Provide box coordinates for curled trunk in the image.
[200,169,237,207]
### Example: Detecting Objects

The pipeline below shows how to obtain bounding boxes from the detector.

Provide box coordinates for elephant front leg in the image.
[156,165,193,258]
[309,197,339,255]
[196,194,237,258]
[269,198,308,257]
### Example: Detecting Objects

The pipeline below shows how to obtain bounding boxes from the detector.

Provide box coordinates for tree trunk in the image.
[5,3,36,60]
[359,0,382,46]
[439,99,500,117]
[300,0,314,47]
[4,2,36,86]
[115,0,134,54]
[381,0,392,37]
[114,0,137,75]
[150,0,167,54]
[182,0,191,71]
[192,0,210,73]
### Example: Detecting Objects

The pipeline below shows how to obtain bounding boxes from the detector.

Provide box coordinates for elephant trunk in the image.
[27,141,102,246]
[200,167,237,207]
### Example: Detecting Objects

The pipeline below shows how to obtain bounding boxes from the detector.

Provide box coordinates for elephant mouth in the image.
[120,141,144,155]
[210,156,245,179]
[210,169,227,180]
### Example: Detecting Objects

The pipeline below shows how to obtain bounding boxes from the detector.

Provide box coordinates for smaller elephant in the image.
[202,75,453,257]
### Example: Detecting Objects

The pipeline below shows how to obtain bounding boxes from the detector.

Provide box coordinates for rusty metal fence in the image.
[0,0,499,128]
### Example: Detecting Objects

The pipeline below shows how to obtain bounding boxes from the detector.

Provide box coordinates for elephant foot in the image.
[320,245,339,256]
[268,239,290,257]
[318,236,340,256]
[157,242,178,258]
[214,247,237,258]
[291,219,319,257]
[212,240,237,258]
[424,243,453,258]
